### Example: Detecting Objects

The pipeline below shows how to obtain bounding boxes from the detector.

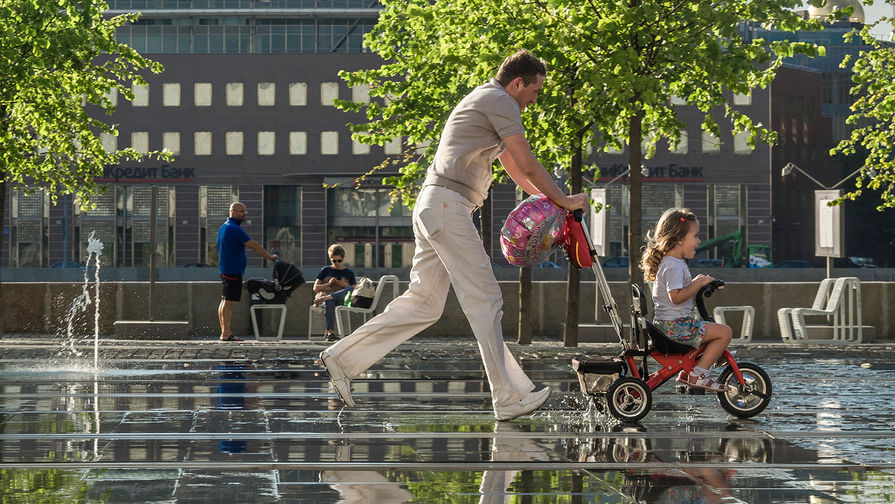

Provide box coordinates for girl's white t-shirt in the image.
[652,255,695,320]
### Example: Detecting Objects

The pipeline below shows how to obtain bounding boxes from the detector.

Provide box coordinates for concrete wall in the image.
[1,280,891,341]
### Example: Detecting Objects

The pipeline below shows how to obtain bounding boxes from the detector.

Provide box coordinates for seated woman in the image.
[312,244,356,342]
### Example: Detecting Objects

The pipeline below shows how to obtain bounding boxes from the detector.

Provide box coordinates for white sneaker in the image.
[320,350,354,408]
[494,387,551,421]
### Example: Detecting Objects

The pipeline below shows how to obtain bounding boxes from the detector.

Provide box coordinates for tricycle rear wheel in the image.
[605,377,652,422]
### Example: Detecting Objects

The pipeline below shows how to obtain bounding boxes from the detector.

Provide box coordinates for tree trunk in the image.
[480,186,493,260]
[517,265,532,344]
[1,102,6,336]
[563,143,583,347]
[0,174,5,337]
[628,111,644,293]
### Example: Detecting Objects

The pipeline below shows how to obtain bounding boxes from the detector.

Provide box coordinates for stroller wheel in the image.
[606,377,652,422]
[716,362,772,418]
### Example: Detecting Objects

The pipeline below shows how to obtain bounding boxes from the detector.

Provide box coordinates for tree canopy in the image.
[337,0,824,283]
[833,1,895,210]
[0,0,166,207]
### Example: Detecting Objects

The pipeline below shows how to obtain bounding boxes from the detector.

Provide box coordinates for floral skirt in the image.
[653,316,709,347]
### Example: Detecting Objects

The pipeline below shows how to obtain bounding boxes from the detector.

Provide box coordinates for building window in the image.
[226,82,244,106]
[321,131,339,155]
[321,82,339,106]
[710,184,745,241]
[258,82,276,106]
[132,84,149,107]
[670,129,687,154]
[100,132,118,153]
[163,83,181,107]
[289,82,307,106]
[199,184,237,267]
[352,135,370,155]
[131,132,149,154]
[317,19,371,53]
[258,131,275,155]
[289,131,307,155]
[351,84,370,104]
[190,21,251,54]
[384,136,401,155]
[10,189,48,267]
[195,131,212,156]
[119,186,173,267]
[702,130,720,154]
[822,72,833,104]
[734,91,752,106]
[327,187,413,268]
[263,185,301,265]
[670,94,686,105]
[643,184,684,232]
[194,83,213,106]
[640,132,654,156]
[76,186,174,268]
[163,132,181,155]
[105,88,118,107]
[78,191,116,267]
[115,16,377,54]
[733,131,752,155]
[226,132,243,155]
[605,139,624,155]
[838,72,851,104]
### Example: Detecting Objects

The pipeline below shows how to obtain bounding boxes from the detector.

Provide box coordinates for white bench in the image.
[307,304,327,340]
[335,275,400,337]
[778,277,863,344]
[712,305,755,342]
[250,304,287,342]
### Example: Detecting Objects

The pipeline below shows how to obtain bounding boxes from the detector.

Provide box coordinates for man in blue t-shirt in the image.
[217,202,278,341]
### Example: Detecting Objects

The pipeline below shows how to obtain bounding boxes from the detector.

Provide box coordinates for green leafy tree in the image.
[337,0,821,345]
[832,2,895,209]
[1,0,165,332]
[539,0,823,294]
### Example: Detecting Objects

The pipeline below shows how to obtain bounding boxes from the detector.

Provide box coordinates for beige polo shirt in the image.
[424,79,524,207]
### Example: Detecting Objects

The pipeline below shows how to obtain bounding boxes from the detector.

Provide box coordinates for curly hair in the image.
[640,208,698,282]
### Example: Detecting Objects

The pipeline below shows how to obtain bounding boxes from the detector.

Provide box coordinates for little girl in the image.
[640,208,733,392]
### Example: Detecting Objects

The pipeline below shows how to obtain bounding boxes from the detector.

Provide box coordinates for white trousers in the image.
[324,185,534,408]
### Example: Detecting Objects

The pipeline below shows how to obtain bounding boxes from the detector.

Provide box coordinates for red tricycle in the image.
[565,211,772,422]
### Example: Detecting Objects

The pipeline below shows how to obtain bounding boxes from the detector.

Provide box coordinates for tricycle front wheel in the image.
[717,362,772,418]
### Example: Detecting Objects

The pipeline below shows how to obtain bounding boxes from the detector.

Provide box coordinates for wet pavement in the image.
[1,336,894,503]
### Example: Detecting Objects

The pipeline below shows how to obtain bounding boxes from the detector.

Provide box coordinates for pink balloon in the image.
[500,194,566,266]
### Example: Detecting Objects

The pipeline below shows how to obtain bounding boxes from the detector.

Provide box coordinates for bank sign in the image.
[598,163,704,181]
[98,166,196,182]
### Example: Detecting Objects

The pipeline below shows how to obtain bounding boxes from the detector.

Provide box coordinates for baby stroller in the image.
[245,260,305,304]
[565,210,772,422]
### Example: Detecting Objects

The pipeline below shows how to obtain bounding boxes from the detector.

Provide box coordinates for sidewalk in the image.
[1,337,894,502]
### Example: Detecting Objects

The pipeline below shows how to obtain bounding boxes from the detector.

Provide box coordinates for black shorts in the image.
[221,274,243,301]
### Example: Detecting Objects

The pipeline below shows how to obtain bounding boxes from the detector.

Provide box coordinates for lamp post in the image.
[780,162,866,278]
[780,162,863,190]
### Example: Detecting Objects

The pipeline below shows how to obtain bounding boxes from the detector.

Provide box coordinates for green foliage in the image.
[0,0,168,208]
[832,3,895,210]
[336,0,823,208]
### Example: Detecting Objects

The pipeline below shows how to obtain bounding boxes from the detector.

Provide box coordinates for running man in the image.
[320,50,588,420]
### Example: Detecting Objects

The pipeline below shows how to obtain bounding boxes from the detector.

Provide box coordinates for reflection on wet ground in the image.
[1,338,894,502]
